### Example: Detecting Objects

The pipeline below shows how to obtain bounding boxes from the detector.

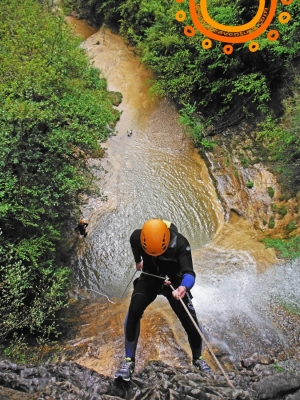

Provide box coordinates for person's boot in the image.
[114,358,135,381]
[193,356,212,373]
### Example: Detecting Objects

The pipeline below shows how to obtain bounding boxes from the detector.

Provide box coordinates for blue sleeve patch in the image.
[181,273,195,290]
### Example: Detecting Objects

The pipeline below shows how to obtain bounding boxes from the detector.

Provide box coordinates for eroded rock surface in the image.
[203,129,300,238]
[1,358,300,400]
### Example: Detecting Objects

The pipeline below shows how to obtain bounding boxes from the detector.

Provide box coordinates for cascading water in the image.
[72,28,223,299]
[192,245,300,363]
[65,22,300,376]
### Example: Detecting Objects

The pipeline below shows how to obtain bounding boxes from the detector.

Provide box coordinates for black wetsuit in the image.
[75,222,88,237]
[125,223,202,360]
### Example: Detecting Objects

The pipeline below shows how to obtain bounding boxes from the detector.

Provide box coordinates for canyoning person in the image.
[114,218,212,381]
[75,218,88,238]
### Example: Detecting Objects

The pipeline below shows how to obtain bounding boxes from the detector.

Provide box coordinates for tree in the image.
[76,0,300,138]
[0,0,120,341]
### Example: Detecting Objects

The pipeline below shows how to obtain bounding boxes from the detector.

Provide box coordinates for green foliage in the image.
[278,296,300,317]
[59,0,74,14]
[225,153,230,167]
[2,332,41,364]
[241,157,248,168]
[246,180,254,189]
[108,91,123,106]
[271,204,277,212]
[268,187,275,198]
[263,236,300,259]
[257,75,300,193]
[86,0,123,24]
[278,206,288,217]
[0,0,119,341]
[285,221,296,232]
[268,217,275,229]
[3,333,28,364]
[273,364,283,373]
[233,167,239,178]
[74,0,300,144]
[179,103,216,150]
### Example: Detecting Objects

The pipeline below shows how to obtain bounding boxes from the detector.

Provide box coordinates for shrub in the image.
[278,206,288,217]
[263,236,300,259]
[179,103,217,150]
[257,76,300,194]
[241,157,249,168]
[0,0,119,341]
[268,217,275,229]
[285,221,296,232]
[271,204,277,212]
[268,187,275,198]
[76,0,300,148]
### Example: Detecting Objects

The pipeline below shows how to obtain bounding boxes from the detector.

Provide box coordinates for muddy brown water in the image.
[73,26,223,299]
[64,21,300,377]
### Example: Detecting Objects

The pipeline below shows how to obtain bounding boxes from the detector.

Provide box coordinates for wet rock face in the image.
[0,360,123,399]
[202,129,300,237]
[241,353,274,369]
[1,358,300,400]
[203,137,277,229]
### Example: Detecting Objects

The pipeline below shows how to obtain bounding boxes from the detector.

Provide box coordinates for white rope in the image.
[84,288,118,304]
[169,282,234,389]
[85,269,137,304]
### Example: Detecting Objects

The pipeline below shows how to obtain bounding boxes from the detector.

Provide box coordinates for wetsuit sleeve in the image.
[176,233,195,278]
[181,273,195,290]
[130,229,143,263]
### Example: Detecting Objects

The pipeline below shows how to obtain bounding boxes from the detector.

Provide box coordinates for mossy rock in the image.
[267,187,275,198]
[246,180,254,189]
[108,91,123,106]
[268,217,275,229]
[284,221,296,232]
[278,205,287,216]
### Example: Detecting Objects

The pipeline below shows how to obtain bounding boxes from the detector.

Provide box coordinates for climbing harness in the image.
[141,271,235,390]
[85,269,138,304]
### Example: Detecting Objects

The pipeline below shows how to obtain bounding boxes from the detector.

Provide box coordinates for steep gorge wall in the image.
[202,125,300,241]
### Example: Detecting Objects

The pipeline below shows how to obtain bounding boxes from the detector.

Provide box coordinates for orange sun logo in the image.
[175,0,293,55]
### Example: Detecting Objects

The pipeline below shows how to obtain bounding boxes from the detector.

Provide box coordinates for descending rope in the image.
[170,282,234,389]
[141,271,235,390]
[85,269,138,304]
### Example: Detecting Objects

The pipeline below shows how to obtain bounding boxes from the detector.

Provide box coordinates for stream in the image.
[65,21,300,378]
[72,26,223,299]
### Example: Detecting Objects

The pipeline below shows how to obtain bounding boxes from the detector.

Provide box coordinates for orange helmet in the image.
[80,219,84,224]
[140,219,170,256]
